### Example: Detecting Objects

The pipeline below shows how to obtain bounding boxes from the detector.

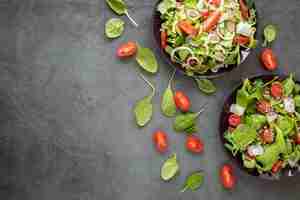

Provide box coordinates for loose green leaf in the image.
[283,74,295,96]
[136,47,158,73]
[161,154,179,181]
[181,171,204,192]
[161,70,176,117]
[157,0,176,15]
[263,24,277,47]
[195,78,217,95]
[133,74,155,127]
[105,18,125,39]
[106,0,139,27]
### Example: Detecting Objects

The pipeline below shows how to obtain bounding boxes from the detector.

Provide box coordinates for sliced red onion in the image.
[247,145,264,157]
[284,97,295,113]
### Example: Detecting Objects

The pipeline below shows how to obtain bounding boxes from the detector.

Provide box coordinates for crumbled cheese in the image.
[247,145,264,157]
[283,97,295,113]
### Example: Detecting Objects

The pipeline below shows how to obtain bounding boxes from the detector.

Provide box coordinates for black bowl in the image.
[152,0,258,79]
[219,74,300,180]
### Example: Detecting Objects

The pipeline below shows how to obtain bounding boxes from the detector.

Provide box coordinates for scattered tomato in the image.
[270,82,283,98]
[220,164,236,190]
[239,0,249,20]
[228,114,241,127]
[271,160,284,174]
[256,100,272,114]
[174,91,191,112]
[160,31,167,49]
[186,135,204,153]
[208,0,221,6]
[116,41,137,58]
[152,130,168,153]
[203,10,222,32]
[294,132,300,145]
[261,48,278,71]
[201,9,210,20]
[177,20,199,36]
[234,35,250,45]
[259,128,274,144]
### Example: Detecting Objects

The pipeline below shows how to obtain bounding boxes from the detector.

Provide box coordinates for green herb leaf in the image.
[105,18,125,39]
[161,70,176,117]
[136,47,158,73]
[263,24,277,47]
[181,171,204,192]
[161,154,179,181]
[106,0,127,15]
[283,74,295,96]
[133,74,155,127]
[157,0,176,15]
[195,78,217,95]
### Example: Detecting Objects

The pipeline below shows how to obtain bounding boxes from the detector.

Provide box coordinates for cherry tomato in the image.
[186,135,204,153]
[208,0,221,6]
[239,0,249,20]
[294,132,300,145]
[228,114,241,127]
[256,100,272,114]
[177,20,199,36]
[261,48,278,71]
[233,35,250,45]
[259,128,274,144]
[220,164,236,190]
[271,160,284,174]
[174,91,191,112]
[270,82,283,98]
[203,10,222,32]
[116,41,137,58]
[160,31,167,49]
[201,9,210,20]
[152,130,168,153]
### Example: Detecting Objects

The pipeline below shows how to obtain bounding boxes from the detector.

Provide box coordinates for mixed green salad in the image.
[224,75,300,176]
[157,0,257,75]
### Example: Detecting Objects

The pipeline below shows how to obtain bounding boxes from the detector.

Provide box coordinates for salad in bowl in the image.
[221,75,300,179]
[154,0,257,77]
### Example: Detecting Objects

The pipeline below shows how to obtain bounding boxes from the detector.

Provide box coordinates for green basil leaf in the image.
[283,74,295,96]
[161,154,179,181]
[136,47,158,73]
[173,113,200,133]
[106,0,127,15]
[161,70,176,117]
[105,18,125,38]
[185,124,198,134]
[195,78,217,94]
[134,96,153,127]
[181,171,204,192]
[263,24,277,47]
[157,0,176,15]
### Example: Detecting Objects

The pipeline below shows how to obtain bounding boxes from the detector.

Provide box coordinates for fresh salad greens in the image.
[105,18,125,38]
[161,153,179,181]
[157,0,257,75]
[224,74,300,176]
[263,24,277,47]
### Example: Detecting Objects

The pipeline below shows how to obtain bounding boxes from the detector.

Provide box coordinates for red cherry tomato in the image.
[220,164,236,190]
[271,160,284,174]
[228,114,241,127]
[160,31,167,49]
[208,0,221,6]
[256,100,272,114]
[186,135,204,153]
[294,133,300,145]
[177,20,199,36]
[270,82,283,98]
[239,0,249,20]
[152,130,168,153]
[261,48,278,71]
[201,9,210,20]
[116,41,137,58]
[203,10,222,32]
[174,91,191,112]
[260,128,274,144]
[233,35,250,45]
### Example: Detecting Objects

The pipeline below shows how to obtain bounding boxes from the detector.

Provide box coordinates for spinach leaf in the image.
[184,0,198,8]
[195,79,217,95]
[276,115,294,136]
[244,114,267,130]
[133,74,155,127]
[136,46,158,73]
[105,18,125,38]
[263,24,277,47]
[181,171,204,192]
[283,74,295,96]
[236,79,253,107]
[157,0,176,15]
[161,154,179,181]
[161,70,177,117]
[229,124,257,151]
[294,95,300,107]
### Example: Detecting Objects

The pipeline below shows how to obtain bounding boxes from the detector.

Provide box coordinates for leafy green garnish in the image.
[157,0,176,15]
[228,124,257,151]
[136,46,158,74]
[195,79,217,95]
[181,171,204,193]
[263,24,277,47]
[282,74,295,96]
[161,154,179,181]
[105,18,125,39]
[161,70,177,117]
[244,114,267,130]
[276,115,295,136]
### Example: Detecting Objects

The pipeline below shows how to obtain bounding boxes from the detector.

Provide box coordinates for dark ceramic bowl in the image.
[152,0,258,79]
[219,74,300,180]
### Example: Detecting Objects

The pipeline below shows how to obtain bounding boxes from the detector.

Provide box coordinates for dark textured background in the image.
[1,0,300,199]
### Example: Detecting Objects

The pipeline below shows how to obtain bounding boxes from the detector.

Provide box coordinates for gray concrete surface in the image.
[0,0,300,199]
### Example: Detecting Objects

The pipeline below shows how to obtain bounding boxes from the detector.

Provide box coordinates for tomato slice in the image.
[228,114,241,127]
[234,35,250,45]
[160,31,167,49]
[203,10,222,32]
[116,41,137,58]
[177,20,199,36]
[261,48,278,71]
[152,130,168,153]
[208,0,221,6]
[186,135,204,153]
[271,160,283,174]
[220,164,236,189]
[270,82,283,98]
